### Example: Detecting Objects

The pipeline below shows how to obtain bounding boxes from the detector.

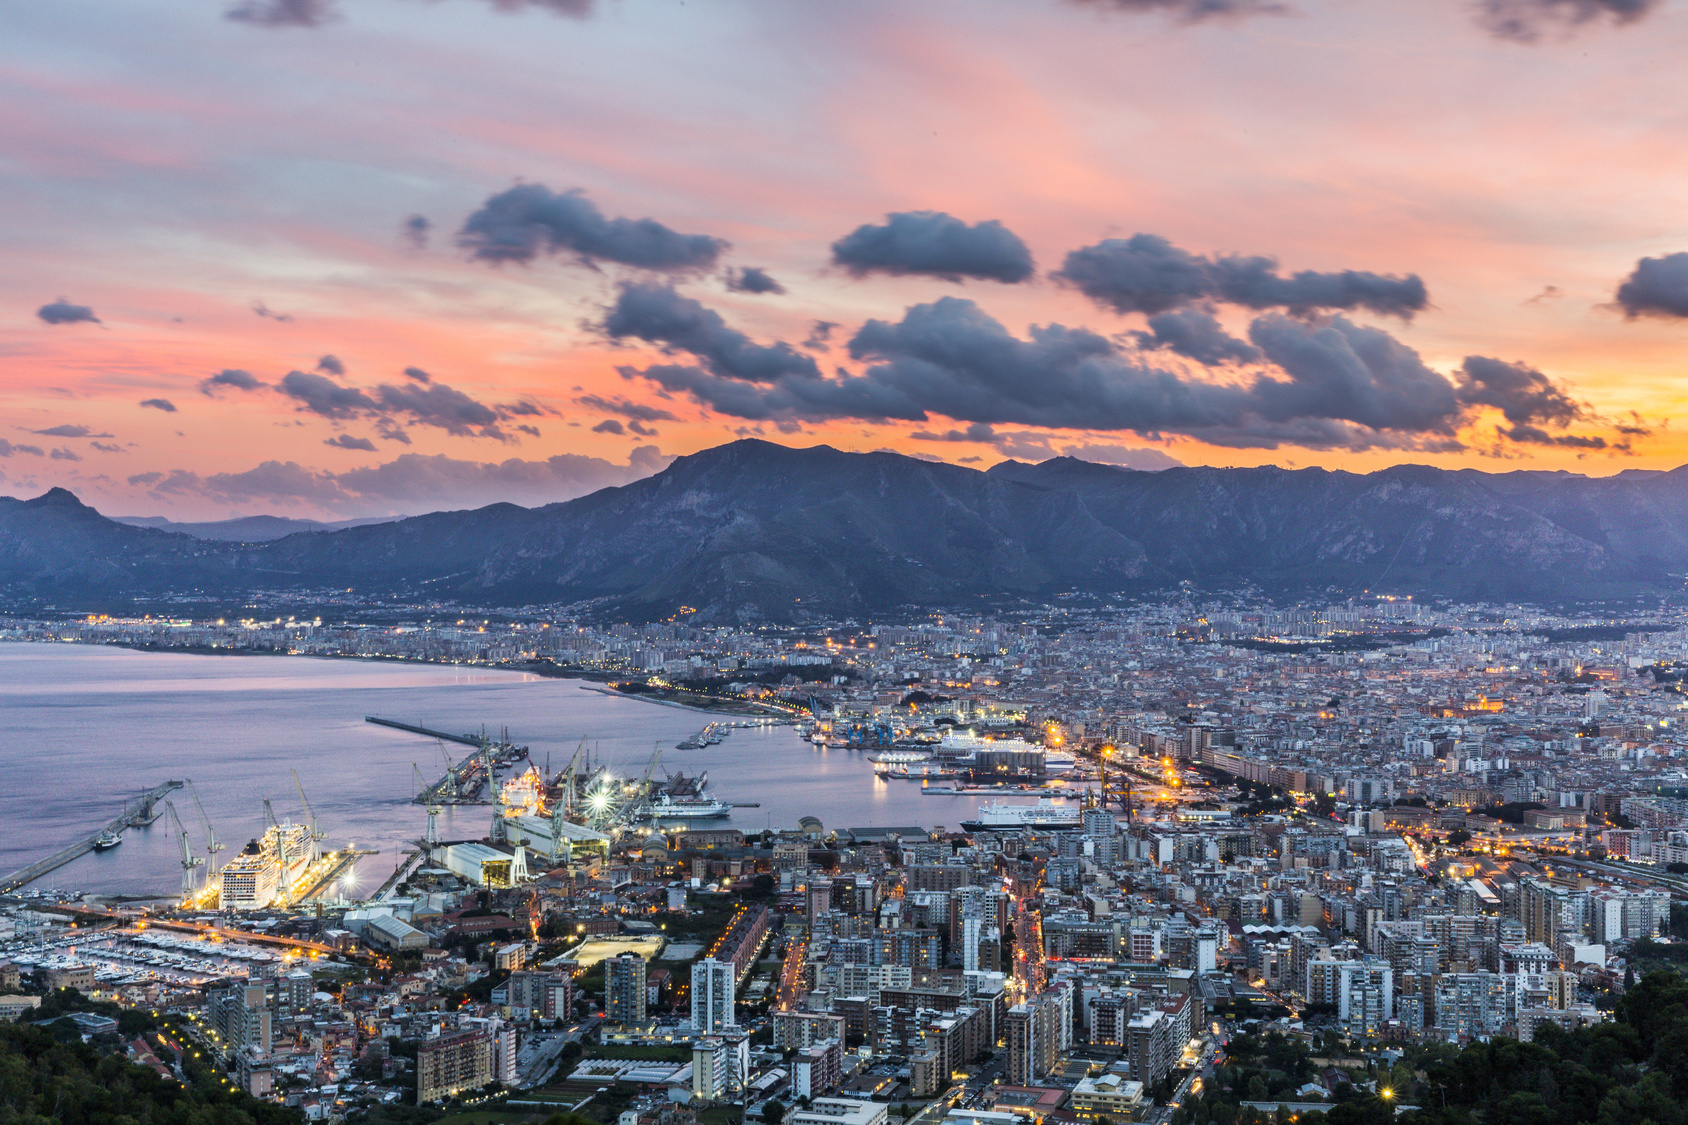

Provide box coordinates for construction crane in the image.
[186,779,224,877]
[165,801,204,898]
[292,768,324,862]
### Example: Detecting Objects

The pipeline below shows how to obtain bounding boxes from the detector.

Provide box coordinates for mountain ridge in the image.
[3,440,1684,620]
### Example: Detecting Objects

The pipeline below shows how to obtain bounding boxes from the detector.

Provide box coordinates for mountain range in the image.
[3,440,1686,620]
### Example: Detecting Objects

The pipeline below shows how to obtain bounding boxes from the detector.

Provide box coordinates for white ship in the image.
[640,791,731,820]
[219,821,315,910]
[961,797,1082,831]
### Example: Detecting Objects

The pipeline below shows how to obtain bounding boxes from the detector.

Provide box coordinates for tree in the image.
[764,1097,788,1123]
[1447,829,1472,847]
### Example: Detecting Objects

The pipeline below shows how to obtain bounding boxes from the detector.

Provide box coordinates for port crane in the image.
[165,800,204,898]
[186,779,224,878]
[560,736,589,818]
[292,768,325,863]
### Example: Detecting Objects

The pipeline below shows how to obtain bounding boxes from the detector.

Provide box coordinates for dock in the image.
[365,716,527,753]
[0,780,184,893]
[373,849,425,902]
[292,848,380,903]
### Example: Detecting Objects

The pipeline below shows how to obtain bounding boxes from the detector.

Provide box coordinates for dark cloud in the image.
[1070,0,1286,20]
[592,419,627,434]
[516,424,541,437]
[375,382,503,437]
[1131,308,1262,365]
[325,434,378,452]
[275,369,507,439]
[28,425,112,438]
[91,442,123,453]
[574,394,677,422]
[803,321,838,349]
[0,441,44,458]
[602,282,821,383]
[1476,0,1656,42]
[225,0,335,25]
[628,420,656,436]
[1456,355,1584,427]
[615,289,1469,450]
[276,371,377,419]
[201,368,267,395]
[316,354,345,376]
[402,366,432,383]
[501,400,545,416]
[1055,233,1427,318]
[1615,252,1688,318]
[724,266,786,295]
[128,471,164,486]
[36,299,99,325]
[252,301,295,322]
[831,211,1035,284]
[49,448,80,462]
[1500,424,1608,448]
[402,214,431,249]
[140,398,178,413]
[458,184,727,272]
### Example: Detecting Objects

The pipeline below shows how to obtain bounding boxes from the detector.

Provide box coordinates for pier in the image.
[365,716,526,751]
[373,849,425,902]
[292,847,380,903]
[0,780,184,893]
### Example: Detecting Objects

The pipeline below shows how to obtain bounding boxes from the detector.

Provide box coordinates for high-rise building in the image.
[691,957,736,1032]
[606,953,647,1025]
[209,982,272,1058]
[416,1030,493,1103]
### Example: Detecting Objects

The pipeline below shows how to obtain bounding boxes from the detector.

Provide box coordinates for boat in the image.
[640,792,732,820]
[93,830,122,851]
[960,797,1083,832]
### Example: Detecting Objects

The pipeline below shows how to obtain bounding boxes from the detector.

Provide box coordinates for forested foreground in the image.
[0,1022,293,1125]
[1175,971,1688,1125]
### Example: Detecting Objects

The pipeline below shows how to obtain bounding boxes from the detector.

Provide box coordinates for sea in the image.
[0,643,1020,898]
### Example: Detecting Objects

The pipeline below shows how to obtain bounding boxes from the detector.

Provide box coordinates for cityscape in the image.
[1,591,1686,1123]
[11,1,1688,1125]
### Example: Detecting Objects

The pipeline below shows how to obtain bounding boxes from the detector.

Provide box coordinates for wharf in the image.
[0,780,184,893]
[365,716,525,751]
[373,849,425,902]
[292,848,379,904]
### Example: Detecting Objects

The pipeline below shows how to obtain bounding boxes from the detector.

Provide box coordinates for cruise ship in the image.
[961,797,1082,832]
[219,822,315,910]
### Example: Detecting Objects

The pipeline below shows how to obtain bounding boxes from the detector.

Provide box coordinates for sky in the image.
[5,0,1688,520]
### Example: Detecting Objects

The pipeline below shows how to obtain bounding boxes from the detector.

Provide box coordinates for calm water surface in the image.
[0,644,1010,896]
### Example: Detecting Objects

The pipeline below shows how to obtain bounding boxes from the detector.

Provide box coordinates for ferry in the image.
[960,797,1082,832]
[92,830,122,851]
[640,792,731,820]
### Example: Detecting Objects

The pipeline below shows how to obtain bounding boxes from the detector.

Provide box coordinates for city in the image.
[1,591,1685,1124]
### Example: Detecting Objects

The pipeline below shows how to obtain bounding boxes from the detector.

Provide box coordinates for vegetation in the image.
[0,1019,295,1125]
[1176,972,1688,1125]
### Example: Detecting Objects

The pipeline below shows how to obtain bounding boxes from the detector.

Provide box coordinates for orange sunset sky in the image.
[5,0,1688,519]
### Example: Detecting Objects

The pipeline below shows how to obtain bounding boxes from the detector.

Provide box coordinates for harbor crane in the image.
[412,763,443,847]
[186,779,224,877]
[263,799,296,906]
[292,768,325,862]
[165,800,204,898]
[561,735,589,818]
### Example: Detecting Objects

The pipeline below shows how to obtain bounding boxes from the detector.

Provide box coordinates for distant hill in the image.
[112,513,397,541]
[4,440,1688,620]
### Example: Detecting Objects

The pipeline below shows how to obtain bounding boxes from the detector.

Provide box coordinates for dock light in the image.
[1381,1088,1394,1100]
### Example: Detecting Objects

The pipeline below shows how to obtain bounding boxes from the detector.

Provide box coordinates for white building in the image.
[691,958,736,1033]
